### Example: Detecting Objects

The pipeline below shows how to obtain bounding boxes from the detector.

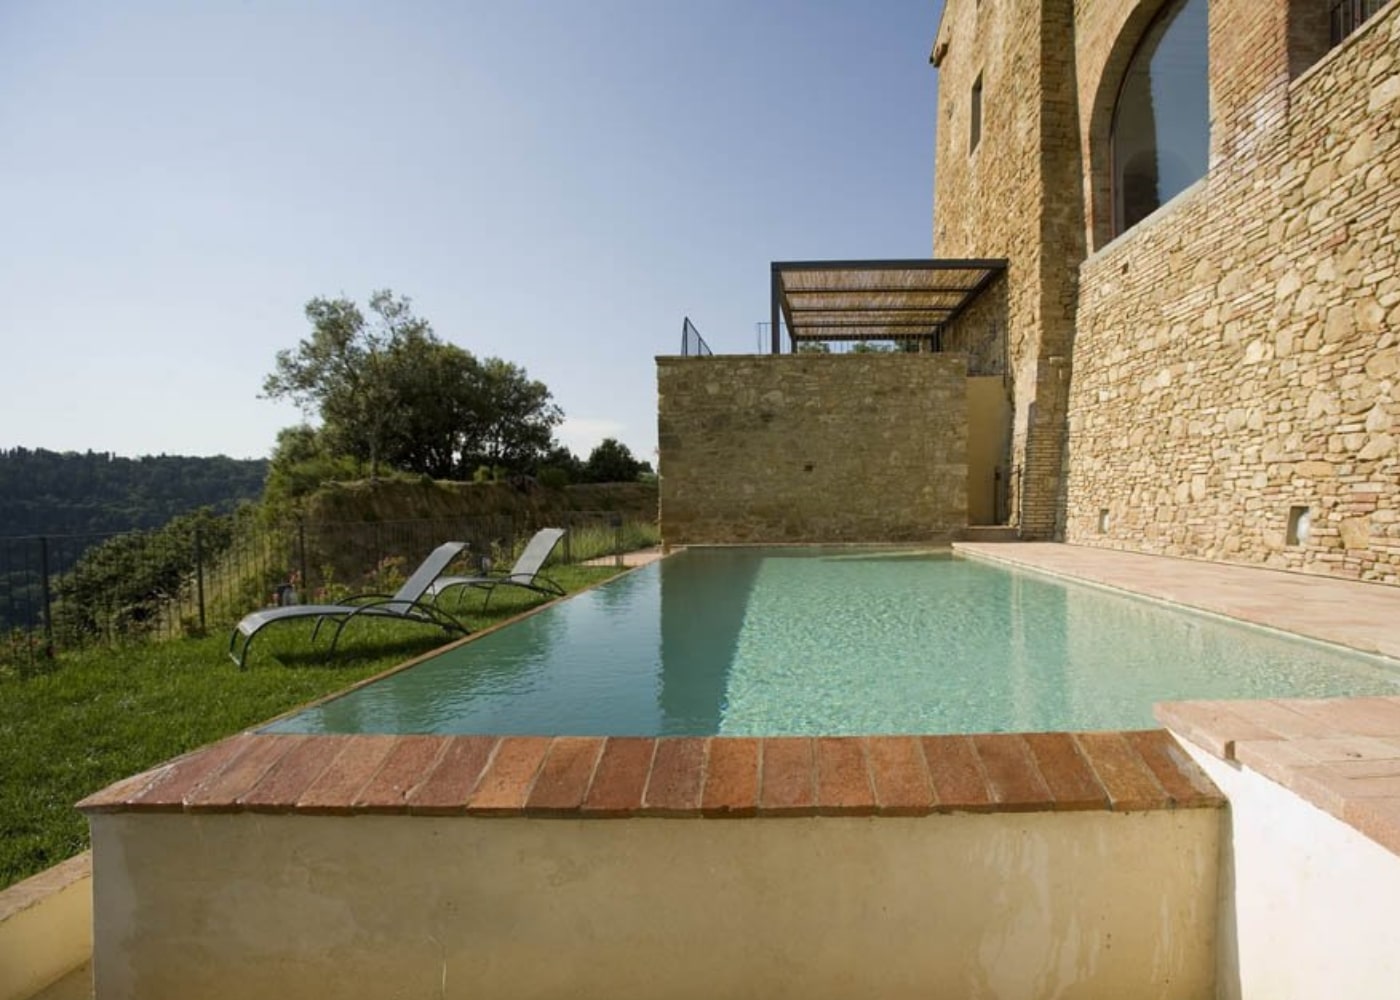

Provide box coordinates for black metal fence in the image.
[1331,0,1385,44]
[681,316,712,357]
[1,510,652,664]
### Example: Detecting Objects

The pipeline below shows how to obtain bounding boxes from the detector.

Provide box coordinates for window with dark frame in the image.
[1109,0,1208,236]
[1331,0,1385,45]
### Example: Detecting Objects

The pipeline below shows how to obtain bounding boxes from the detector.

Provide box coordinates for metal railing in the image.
[1331,0,1385,44]
[1,510,654,666]
[681,316,712,356]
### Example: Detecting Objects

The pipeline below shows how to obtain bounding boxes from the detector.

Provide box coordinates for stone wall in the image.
[1064,6,1400,581]
[657,355,968,543]
[933,0,1084,538]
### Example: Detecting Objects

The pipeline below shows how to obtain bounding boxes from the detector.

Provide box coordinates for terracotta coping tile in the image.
[76,766,168,814]
[1276,698,1400,738]
[1317,770,1400,797]
[241,735,353,812]
[1021,732,1109,811]
[971,734,1052,812]
[922,736,992,811]
[643,738,707,816]
[126,735,257,812]
[80,728,1225,819]
[815,738,876,816]
[526,737,606,815]
[700,737,760,817]
[583,738,657,817]
[865,736,934,815]
[407,736,498,815]
[1122,730,1222,808]
[1153,701,1285,760]
[467,736,552,813]
[1282,766,1356,816]
[296,736,399,815]
[1343,797,1400,857]
[759,738,816,816]
[1249,700,1355,739]
[354,737,452,813]
[1278,736,1400,763]
[1324,758,1400,780]
[1074,732,1170,811]
[185,735,304,813]
[1229,740,1318,789]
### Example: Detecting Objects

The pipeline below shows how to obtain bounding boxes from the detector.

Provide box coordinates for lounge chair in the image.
[428,527,566,610]
[228,541,471,668]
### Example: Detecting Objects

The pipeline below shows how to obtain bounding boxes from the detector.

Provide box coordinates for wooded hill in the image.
[0,448,268,538]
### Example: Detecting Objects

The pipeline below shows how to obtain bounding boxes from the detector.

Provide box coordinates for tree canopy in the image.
[583,438,652,483]
[0,447,265,537]
[263,291,562,485]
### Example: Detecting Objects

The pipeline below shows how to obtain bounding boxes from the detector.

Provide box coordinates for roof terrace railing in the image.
[1330,0,1385,45]
[680,316,712,357]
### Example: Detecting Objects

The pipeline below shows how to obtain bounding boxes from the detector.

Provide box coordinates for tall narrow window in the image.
[970,74,983,153]
[1110,0,1208,236]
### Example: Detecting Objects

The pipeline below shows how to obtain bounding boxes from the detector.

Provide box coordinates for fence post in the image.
[374,522,383,588]
[194,524,206,633]
[38,536,54,657]
[297,518,309,597]
[562,512,572,565]
[611,513,623,568]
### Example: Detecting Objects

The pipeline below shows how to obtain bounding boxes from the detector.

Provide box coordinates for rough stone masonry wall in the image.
[657,355,967,543]
[933,0,1083,538]
[1065,5,1400,582]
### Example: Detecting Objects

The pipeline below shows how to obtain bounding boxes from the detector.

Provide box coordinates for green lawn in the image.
[0,564,620,888]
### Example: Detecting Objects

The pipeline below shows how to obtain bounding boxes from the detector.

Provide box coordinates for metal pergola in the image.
[769,258,1008,353]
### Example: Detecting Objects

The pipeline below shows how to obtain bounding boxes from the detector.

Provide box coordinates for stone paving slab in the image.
[582,546,665,568]
[954,542,1400,661]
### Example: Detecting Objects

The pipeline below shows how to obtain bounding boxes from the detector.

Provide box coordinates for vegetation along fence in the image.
[1,510,657,665]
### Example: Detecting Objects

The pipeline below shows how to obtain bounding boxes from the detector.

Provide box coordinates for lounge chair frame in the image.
[228,541,471,668]
[429,527,567,611]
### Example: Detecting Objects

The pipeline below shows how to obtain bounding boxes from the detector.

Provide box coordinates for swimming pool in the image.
[265,548,1400,736]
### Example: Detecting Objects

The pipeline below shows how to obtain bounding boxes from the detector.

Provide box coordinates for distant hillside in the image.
[0,448,268,538]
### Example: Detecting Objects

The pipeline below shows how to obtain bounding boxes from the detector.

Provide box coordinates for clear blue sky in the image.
[0,0,943,465]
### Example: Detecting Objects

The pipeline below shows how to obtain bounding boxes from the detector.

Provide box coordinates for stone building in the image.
[659,0,1397,583]
[931,0,1399,581]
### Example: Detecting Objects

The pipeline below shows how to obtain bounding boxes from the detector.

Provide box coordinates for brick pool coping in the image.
[77,729,1222,818]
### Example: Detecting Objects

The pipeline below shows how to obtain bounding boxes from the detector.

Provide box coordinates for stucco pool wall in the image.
[89,806,1220,1000]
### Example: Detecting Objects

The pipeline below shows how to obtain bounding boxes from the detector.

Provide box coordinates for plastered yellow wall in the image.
[89,811,1220,1000]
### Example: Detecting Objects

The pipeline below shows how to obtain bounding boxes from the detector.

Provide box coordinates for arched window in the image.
[1110,0,1209,236]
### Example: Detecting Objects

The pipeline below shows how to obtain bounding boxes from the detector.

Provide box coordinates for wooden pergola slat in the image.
[770,259,1008,351]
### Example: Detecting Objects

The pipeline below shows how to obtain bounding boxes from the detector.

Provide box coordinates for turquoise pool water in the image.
[264,548,1400,736]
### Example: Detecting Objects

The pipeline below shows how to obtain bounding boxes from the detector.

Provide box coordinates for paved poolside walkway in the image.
[583,546,665,568]
[954,542,1400,662]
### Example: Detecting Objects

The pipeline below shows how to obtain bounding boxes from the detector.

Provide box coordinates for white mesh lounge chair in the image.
[228,541,471,668]
[428,527,566,610]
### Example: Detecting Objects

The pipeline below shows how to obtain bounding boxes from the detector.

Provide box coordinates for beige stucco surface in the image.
[91,810,1219,1000]
[1178,740,1400,1000]
[0,853,92,1000]
[967,375,1012,524]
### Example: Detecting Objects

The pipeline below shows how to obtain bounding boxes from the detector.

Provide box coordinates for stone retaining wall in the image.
[656,354,967,543]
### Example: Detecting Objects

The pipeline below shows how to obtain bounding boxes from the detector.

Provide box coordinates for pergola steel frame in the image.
[769,258,1008,353]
